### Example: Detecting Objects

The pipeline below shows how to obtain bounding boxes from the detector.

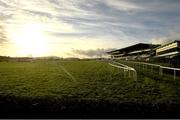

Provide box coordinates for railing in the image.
[109,61,137,81]
[116,60,180,80]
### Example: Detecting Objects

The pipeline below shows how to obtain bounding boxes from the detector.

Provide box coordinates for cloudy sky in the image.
[0,0,180,57]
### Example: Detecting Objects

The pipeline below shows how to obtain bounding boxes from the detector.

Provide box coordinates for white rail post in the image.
[124,69,126,79]
[174,70,176,80]
[151,65,153,72]
[159,67,163,76]
[129,70,131,77]
[139,63,140,70]
[134,70,137,81]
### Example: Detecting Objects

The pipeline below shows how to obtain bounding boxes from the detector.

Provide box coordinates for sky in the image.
[0,0,180,58]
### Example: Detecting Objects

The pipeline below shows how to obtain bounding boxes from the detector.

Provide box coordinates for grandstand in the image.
[155,40,180,67]
[107,43,160,61]
[155,40,180,58]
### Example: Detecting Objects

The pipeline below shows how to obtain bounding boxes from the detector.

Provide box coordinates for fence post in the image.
[134,70,137,81]
[151,65,153,72]
[174,70,176,80]
[124,69,126,79]
[139,63,140,70]
[159,67,163,76]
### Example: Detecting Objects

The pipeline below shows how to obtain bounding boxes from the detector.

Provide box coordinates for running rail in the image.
[118,60,180,80]
[109,61,137,81]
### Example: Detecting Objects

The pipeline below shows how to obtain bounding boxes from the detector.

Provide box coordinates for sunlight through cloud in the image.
[0,0,180,57]
[9,23,49,57]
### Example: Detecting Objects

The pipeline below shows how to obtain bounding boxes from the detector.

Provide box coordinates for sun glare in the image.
[11,23,49,57]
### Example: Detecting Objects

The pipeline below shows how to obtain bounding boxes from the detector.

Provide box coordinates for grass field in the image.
[0,60,180,118]
[0,60,124,98]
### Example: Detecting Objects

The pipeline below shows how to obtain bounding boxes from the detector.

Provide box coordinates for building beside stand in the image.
[154,40,180,67]
[155,40,180,58]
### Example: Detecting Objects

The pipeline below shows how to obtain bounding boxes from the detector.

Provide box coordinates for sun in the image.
[11,23,49,57]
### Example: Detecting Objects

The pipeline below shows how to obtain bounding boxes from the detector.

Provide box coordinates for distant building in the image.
[14,57,34,62]
[107,43,160,61]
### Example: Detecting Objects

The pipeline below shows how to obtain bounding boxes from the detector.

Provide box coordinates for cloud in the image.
[0,23,8,46]
[0,0,180,57]
[2,0,180,41]
[68,48,116,58]
[151,31,180,45]
[102,0,143,12]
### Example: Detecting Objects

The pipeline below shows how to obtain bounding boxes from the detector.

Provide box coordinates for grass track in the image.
[0,60,180,118]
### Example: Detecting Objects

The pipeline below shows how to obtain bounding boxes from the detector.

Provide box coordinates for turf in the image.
[0,60,130,99]
[0,60,179,102]
[0,60,180,118]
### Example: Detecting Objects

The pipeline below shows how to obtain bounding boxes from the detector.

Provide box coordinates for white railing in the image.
[118,60,180,80]
[160,66,180,80]
[109,61,137,81]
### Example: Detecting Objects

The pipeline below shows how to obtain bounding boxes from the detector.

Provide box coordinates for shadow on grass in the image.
[0,95,180,119]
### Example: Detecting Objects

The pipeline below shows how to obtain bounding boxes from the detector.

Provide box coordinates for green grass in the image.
[0,60,180,104]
